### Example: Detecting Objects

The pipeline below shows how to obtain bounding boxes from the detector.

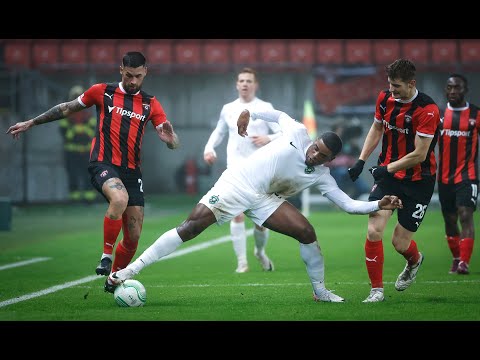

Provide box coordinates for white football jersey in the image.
[214,110,380,215]
[223,112,338,198]
[204,97,281,167]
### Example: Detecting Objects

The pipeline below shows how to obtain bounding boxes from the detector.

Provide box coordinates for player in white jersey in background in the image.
[204,67,281,273]
[106,109,403,302]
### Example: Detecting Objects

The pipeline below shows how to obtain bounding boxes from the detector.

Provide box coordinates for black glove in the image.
[348,159,365,182]
[369,165,389,182]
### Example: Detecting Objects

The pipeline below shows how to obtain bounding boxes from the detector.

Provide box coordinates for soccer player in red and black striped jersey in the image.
[438,74,480,275]
[6,51,180,290]
[347,59,440,302]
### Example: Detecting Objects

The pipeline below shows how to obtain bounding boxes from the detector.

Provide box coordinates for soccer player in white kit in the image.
[204,67,281,273]
[106,109,403,302]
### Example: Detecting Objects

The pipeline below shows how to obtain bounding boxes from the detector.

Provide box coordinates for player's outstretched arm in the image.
[6,100,84,140]
[378,195,403,210]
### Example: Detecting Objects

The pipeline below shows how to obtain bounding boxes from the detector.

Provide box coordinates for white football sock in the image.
[127,228,183,275]
[231,221,247,264]
[300,241,325,292]
[254,227,269,257]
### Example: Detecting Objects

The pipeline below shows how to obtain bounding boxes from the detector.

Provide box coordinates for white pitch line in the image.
[0,275,99,307]
[0,230,253,308]
[0,257,51,271]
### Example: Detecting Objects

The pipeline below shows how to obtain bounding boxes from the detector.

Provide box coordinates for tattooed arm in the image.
[6,99,85,140]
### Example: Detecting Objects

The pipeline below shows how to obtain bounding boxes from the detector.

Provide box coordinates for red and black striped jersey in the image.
[374,89,440,181]
[438,102,480,184]
[79,82,167,169]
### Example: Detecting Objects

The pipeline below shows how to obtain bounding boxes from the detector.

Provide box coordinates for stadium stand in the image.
[373,40,400,66]
[59,40,88,72]
[431,40,458,65]
[202,40,231,72]
[231,40,258,65]
[316,39,344,65]
[4,40,32,69]
[87,39,117,72]
[401,39,429,65]
[32,40,60,71]
[345,39,372,65]
[288,40,315,66]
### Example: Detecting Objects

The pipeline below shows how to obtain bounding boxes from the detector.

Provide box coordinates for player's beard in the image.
[125,84,140,94]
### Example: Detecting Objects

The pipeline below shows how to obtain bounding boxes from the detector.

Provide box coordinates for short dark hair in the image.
[321,131,343,157]
[122,51,146,68]
[386,59,416,82]
[448,73,468,89]
[238,67,257,82]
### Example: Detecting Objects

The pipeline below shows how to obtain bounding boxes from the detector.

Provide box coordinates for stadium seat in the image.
[31,40,60,70]
[59,40,88,71]
[232,40,258,65]
[202,40,231,71]
[259,40,287,67]
[174,41,202,66]
[288,40,315,66]
[3,40,32,69]
[460,40,480,64]
[344,40,372,65]
[116,39,146,59]
[145,40,173,71]
[88,40,117,71]
[431,40,458,65]
[316,40,344,65]
[373,40,400,65]
[401,40,429,64]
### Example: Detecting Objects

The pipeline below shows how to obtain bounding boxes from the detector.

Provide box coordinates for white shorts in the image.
[199,178,286,226]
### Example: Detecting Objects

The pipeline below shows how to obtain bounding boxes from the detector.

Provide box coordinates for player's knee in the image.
[110,195,129,212]
[297,224,316,244]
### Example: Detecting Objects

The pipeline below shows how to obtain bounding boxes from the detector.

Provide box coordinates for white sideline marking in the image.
[0,275,99,307]
[0,257,51,271]
[0,230,253,308]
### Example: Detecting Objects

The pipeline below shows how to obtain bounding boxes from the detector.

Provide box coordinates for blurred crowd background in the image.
[1,39,480,204]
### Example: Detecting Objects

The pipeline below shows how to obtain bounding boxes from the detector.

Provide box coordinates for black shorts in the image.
[88,162,145,206]
[369,175,435,232]
[438,180,479,213]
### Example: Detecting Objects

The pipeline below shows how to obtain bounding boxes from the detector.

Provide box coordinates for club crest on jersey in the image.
[470,119,476,127]
[304,166,315,174]
[100,170,108,177]
[143,103,150,111]
[209,195,220,204]
[404,114,412,123]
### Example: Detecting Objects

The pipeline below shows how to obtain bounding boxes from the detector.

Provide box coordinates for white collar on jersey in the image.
[395,88,418,104]
[447,102,469,111]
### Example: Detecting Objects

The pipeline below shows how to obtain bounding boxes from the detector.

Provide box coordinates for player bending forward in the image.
[106,109,402,302]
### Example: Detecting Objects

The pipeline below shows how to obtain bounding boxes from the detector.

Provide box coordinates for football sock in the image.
[447,235,460,259]
[459,237,474,264]
[365,239,384,289]
[254,227,269,257]
[128,228,183,274]
[300,241,325,292]
[103,217,122,255]
[231,221,247,265]
[403,239,420,266]
[111,239,138,273]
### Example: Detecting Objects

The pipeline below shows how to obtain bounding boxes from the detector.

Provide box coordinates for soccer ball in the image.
[113,279,147,307]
